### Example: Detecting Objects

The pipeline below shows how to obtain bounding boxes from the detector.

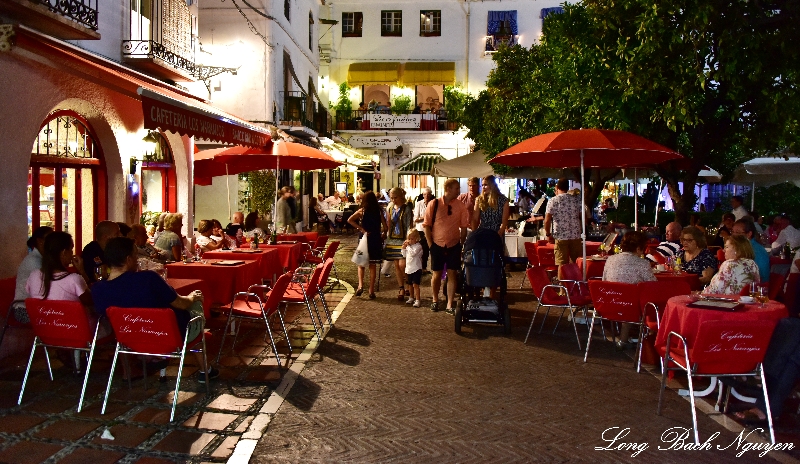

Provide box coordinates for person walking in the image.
[458,177,480,219]
[384,187,414,301]
[413,187,434,273]
[274,186,296,233]
[348,191,387,299]
[544,178,583,279]
[423,178,469,313]
[471,175,510,236]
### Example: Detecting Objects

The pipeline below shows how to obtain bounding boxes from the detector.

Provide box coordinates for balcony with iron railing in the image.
[279,91,332,136]
[122,0,197,81]
[334,109,456,131]
[0,0,99,39]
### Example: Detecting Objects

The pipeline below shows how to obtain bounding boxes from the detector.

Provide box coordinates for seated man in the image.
[646,221,682,263]
[91,237,218,382]
[326,191,342,208]
[317,193,329,211]
[129,224,169,263]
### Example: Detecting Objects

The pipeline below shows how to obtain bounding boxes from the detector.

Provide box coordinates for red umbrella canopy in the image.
[215,140,342,171]
[489,129,682,168]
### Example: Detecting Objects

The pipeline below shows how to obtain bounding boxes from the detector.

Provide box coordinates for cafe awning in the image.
[347,62,401,86]
[397,154,445,174]
[401,62,455,86]
[14,26,270,148]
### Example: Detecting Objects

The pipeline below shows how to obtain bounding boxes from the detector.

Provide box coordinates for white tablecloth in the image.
[324,210,342,222]
[504,235,539,258]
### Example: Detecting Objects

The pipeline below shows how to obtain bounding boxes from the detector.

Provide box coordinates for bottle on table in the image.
[236,228,243,247]
[194,243,202,261]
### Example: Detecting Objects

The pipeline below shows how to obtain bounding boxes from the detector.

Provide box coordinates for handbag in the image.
[351,233,370,267]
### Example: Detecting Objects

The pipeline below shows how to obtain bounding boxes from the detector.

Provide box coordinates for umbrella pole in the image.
[654,178,663,231]
[226,164,231,219]
[634,168,638,231]
[581,150,587,281]
[751,182,755,212]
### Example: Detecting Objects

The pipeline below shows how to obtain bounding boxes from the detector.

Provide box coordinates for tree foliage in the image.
[449,0,800,223]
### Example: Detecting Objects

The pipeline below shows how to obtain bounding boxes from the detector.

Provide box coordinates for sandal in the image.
[397,288,405,301]
[355,288,363,297]
[733,409,768,426]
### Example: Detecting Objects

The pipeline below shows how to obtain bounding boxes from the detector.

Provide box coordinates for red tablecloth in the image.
[166,278,210,318]
[420,114,437,130]
[654,271,702,291]
[254,243,303,271]
[655,295,787,357]
[165,260,260,306]
[202,249,281,283]
[539,241,603,256]
[575,257,606,279]
[276,232,319,244]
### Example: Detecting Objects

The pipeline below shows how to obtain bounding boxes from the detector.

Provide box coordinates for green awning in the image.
[397,154,445,173]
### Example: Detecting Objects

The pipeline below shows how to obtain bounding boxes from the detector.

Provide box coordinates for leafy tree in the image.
[449,0,800,223]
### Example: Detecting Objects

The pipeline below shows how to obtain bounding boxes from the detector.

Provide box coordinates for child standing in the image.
[401,229,423,307]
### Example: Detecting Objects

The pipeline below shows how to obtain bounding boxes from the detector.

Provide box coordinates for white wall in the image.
[195,175,239,226]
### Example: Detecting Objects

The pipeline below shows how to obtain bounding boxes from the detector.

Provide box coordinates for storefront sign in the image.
[364,114,422,129]
[349,136,401,149]
[142,95,271,148]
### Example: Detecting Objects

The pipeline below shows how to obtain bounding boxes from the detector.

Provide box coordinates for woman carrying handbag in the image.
[348,191,387,299]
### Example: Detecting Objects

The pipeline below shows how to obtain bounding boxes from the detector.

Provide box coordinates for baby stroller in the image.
[455,228,510,334]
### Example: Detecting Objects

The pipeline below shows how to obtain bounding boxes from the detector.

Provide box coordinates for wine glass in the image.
[757,285,769,308]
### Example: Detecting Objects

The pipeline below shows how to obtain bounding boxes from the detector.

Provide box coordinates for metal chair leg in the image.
[102,344,122,415]
[523,303,541,344]
[570,309,582,350]
[583,314,597,362]
[215,314,234,363]
[18,338,40,405]
[761,366,777,444]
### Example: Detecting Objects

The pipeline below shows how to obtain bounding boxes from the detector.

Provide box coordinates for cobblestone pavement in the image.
[252,233,800,463]
[0,270,349,463]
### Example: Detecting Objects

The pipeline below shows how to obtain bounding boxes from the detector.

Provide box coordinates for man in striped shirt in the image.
[646,221,682,262]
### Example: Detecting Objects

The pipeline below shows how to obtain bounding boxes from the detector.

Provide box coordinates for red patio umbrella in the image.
[489,129,683,278]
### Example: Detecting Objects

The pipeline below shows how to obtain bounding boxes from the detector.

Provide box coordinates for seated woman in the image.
[602,231,656,348]
[9,226,52,324]
[154,213,184,262]
[195,219,226,252]
[91,237,218,382]
[210,219,235,249]
[243,212,267,242]
[703,234,760,295]
[677,226,718,285]
[308,197,330,233]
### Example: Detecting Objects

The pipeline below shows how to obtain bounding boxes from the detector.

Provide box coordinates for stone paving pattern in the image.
[253,234,800,463]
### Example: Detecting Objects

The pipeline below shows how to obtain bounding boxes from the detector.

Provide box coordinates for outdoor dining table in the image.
[654,270,703,291]
[202,248,281,284]
[574,256,606,279]
[654,294,787,376]
[276,231,318,244]
[166,278,210,318]
[323,210,342,223]
[252,242,304,272]
[538,241,603,256]
[165,259,260,307]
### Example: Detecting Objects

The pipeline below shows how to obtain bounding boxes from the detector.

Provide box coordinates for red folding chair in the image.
[537,247,556,268]
[281,264,328,341]
[19,299,102,412]
[585,281,641,363]
[524,267,591,350]
[637,280,691,372]
[301,236,329,263]
[784,273,800,317]
[102,306,209,422]
[217,272,293,365]
[716,248,726,263]
[769,272,786,301]
[519,241,539,289]
[305,240,340,289]
[314,258,336,328]
[657,320,777,445]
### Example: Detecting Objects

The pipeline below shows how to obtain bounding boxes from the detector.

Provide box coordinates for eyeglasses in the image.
[680,238,695,243]
[447,204,452,215]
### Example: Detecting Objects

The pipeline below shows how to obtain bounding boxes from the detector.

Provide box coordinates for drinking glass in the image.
[757,285,769,308]
[750,282,758,299]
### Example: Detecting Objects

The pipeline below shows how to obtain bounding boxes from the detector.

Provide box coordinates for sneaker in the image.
[430,301,439,312]
[406,297,416,305]
[413,300,421,308]
[445,307,455,315]
[197,367,220,383]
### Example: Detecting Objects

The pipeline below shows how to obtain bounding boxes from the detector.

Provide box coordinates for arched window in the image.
[309,12,314,50]
[28,110,107,250]
[139,130,177,215]
[284,0,290,21]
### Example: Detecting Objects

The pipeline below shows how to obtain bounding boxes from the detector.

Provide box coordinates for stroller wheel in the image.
[503,304,511,335]
[454,301,462,335]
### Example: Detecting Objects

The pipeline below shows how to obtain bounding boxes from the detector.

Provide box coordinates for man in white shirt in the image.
[316,193,329,210]
[772,214,800,253]
[730,195,749,221]
[326,191,342,207]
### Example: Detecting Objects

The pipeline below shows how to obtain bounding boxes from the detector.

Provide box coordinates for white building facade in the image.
[320,0,564,197]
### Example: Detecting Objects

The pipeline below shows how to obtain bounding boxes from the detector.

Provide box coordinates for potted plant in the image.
[334,82,353,130]
[390,94,412,114]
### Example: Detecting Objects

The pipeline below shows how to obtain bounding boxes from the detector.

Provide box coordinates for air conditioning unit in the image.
[394,144,410,157]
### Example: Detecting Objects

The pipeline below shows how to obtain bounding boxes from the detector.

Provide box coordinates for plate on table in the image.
[687,296,742,311]
[212,260,245,266]
[231,249,263,253]
[277,241,298,244]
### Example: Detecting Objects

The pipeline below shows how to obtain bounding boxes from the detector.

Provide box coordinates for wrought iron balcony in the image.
[122,40,196,80]
[279,91,332,137]
[0,0,99,39]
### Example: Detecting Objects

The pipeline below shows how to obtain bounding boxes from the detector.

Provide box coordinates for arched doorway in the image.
[139,130,177,215]
[28,110,107,250]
